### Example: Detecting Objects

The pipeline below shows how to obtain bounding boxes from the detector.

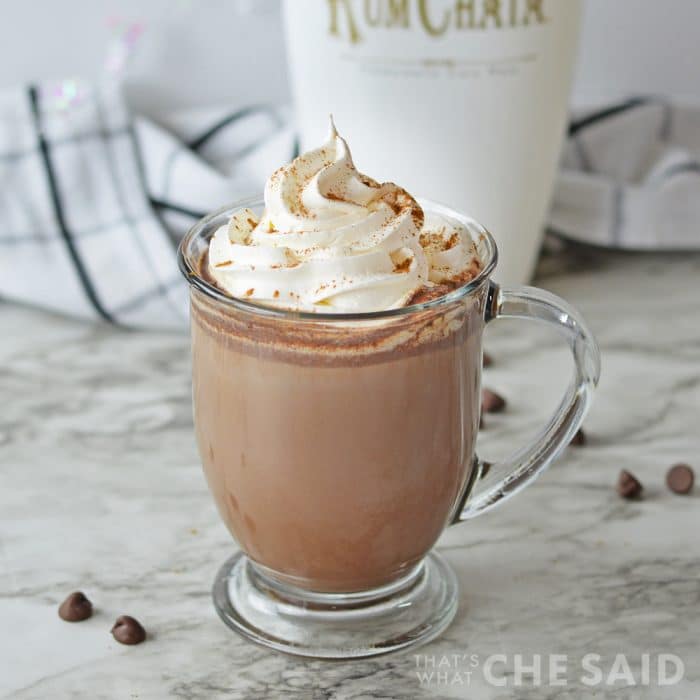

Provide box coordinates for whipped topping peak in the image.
[208,119,479,312]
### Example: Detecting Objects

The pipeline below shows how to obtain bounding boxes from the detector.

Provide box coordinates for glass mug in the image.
[178,197,600,659]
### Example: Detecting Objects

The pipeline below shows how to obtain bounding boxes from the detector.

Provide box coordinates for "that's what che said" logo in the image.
[328,0,548,44]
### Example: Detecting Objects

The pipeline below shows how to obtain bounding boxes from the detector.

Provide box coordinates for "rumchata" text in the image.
[328,0,548,43]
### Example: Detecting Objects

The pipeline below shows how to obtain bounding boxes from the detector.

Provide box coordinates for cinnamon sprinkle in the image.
[393,257,412,273]
[419,229,459,252]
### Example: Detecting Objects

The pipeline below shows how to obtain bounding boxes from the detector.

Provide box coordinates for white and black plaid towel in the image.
[2,85,698,329]
[551,97,700,250]
[0,80,295,329]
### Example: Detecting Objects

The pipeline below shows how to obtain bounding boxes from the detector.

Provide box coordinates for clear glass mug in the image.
[178,197,600,660]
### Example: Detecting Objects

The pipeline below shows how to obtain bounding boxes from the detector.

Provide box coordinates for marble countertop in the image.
[2,243,699,699]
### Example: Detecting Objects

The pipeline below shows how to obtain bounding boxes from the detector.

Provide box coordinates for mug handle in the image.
[454,281,601,522]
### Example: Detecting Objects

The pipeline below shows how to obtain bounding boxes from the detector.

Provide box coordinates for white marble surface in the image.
[2,244,699,699]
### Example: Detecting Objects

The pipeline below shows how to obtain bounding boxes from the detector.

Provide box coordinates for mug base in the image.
[212,551,458,660]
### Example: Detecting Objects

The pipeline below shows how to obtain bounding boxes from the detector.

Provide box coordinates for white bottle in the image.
[283,0,582,284]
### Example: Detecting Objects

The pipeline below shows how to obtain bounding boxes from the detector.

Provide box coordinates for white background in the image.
[1,0,699,118]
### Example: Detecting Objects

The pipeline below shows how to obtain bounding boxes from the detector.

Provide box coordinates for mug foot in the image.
[212,551,458,660]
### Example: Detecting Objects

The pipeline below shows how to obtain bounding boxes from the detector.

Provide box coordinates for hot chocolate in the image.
[178,118,599,659]
[192,287,485,592]
[190,121,485,593]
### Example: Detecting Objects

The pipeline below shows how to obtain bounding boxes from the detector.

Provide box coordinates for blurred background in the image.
[4,0,699,300]
[2,0,699,124]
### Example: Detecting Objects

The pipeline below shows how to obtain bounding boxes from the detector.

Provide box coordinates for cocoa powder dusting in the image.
[393,257,412,274]
[191,285,485,369]
[419,229,459,252]
[408,284,453,305]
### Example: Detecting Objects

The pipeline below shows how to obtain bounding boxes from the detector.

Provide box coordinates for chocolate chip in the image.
[666,464,694,495]
[111,615,146,645]
[482,388,506,414]
[483,352,493,368]
[616,470,643,499]
[570,429,586,447]
[58,591,93,622]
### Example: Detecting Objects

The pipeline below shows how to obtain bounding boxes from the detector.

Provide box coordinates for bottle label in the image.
[328,0,548,45]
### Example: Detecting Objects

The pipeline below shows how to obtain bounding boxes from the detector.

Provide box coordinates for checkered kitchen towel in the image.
[550,97,700,250]
[0,81,295,329]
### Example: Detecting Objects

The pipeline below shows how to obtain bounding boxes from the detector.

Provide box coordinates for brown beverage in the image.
[188,119,487,593]
[179,120,599,658]
[191,280,486,592]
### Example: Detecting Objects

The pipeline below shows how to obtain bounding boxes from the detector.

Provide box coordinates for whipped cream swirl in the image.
[208,119,478,312]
